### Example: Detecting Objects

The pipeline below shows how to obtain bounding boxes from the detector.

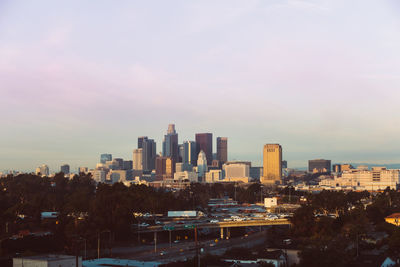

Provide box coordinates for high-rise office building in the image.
[282,160,288,169]
[182,141,197,166]
[133,148,143,170]
[78,167,88,174]
[250,167,263,180]
[155,156,174,180]
[261,144,282,184]
[195,133,212,165]
[138,136,148,149]
[114,158,124,170]
[162,124,179,162]
[36,164,49,176]
[60,164,70,174]
[216,137,228,164]
[197,150,208,179]
[92,169,106,183]
[100,154,112,164]
[123,160,133,170]
[105,160,119,170]
[175,162,193,172]
[142,138,156,172]
[308,159,331,173]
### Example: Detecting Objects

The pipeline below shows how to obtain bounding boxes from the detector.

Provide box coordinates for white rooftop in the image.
[83,258,161,267]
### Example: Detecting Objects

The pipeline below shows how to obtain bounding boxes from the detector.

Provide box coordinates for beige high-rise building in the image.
[133,148,143,170]
[261,144,282,184]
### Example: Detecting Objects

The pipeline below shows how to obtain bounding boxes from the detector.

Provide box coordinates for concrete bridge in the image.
[134,219,291,247]
[136,219,291,233]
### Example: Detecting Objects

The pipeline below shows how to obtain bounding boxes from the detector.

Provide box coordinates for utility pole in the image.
[97,233,100,259]
[260,185,263,204]
[154,232,157,253]
[84,239,87,260]
[138,221,141,244]
[75,241,79,267]
[195,227,200,267]
[234,182,237,201]
[169,230,172,248]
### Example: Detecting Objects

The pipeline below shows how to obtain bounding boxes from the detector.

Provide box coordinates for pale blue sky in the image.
[1,0,400,172]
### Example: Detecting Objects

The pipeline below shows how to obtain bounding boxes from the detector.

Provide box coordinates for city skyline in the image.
[2,1,400,171]
[3,122,400,172]
[4,124,400,174]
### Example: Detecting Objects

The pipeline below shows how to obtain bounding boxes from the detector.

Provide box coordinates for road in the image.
[112,230,267,264]
[137,219,290,233]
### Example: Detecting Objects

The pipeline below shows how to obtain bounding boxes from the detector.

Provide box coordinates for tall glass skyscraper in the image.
[195,133,212,165]
[100,153,112,164]
[216,137,228,164]
[138,136,148,149]
[162,124,178,163]
[142,138,156,171]
[136,136,157,172]
[60,164,70,174]
[182,141,197,165]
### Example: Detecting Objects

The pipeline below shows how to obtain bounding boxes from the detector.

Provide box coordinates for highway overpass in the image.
[136,219,291,234]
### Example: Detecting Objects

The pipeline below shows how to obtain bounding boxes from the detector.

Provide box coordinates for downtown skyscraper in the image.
[182,141,197,166]
[138,136,156,172]
[261,144,282,185]
[195,133,212,165]
[162,124,179,163]
[100,153,112,164]
[216,137,228,164]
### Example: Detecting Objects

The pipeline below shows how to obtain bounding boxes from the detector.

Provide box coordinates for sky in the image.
[1,0,400,172]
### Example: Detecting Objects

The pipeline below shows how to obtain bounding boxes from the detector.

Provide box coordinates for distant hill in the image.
[348,163,400,169]
[291,163,400,171]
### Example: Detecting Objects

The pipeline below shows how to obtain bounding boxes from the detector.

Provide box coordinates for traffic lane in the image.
[126,230,267,263]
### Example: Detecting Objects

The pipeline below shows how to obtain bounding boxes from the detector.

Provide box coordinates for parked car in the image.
[266,215,278,220]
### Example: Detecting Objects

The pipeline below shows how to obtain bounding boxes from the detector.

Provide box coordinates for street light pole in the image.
[195,227,200,267]
[154,232,157,253]
[169,230,171,248]
[97,233,100,259]
[234,182,237,201]
[138,221,140,244]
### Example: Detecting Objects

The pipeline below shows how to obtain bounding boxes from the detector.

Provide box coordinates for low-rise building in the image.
[223,161,250,183]
[264,197,278,208]
[91,169,106,183]
[13,255,81,267]
[205,169,223,183]
[174,171,198,182]
[319,166,400,191]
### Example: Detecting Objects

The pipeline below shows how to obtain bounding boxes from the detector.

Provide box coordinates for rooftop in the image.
[14,254,75,261]
[83,258,161,267]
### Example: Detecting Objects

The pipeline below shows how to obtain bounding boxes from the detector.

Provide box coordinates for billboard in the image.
[167,210,197,217]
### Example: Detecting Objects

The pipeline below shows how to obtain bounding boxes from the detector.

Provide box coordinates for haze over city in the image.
[1,0,400,172]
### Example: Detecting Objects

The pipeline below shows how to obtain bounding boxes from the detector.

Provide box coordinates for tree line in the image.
[0,173,266,256]
[289,189,400,266]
